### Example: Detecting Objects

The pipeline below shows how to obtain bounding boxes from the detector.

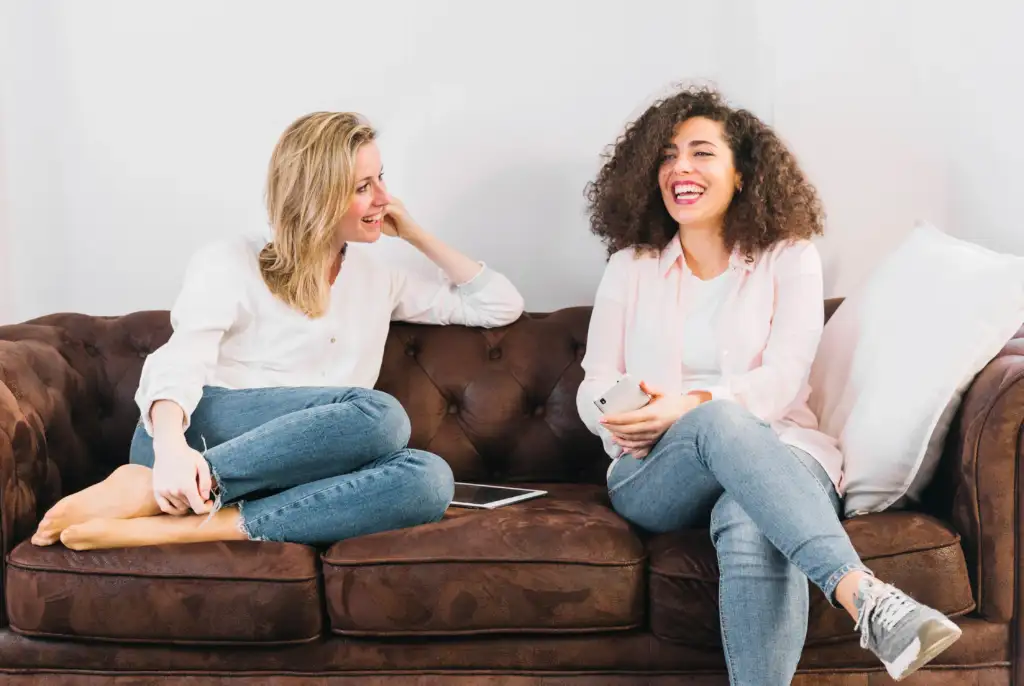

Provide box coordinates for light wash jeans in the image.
[608,400,869,686]
[130,386,454,544]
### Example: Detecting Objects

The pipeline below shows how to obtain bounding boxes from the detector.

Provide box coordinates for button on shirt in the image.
[136,235,525,435]
[576,236,844,493]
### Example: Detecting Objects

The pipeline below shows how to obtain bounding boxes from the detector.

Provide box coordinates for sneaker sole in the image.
[885,617,963,681]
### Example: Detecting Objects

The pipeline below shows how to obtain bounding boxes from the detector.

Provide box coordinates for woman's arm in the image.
[135,240,247,436]
[134,241,247,514]
[401,231,483,287]
[384,198,525,327]
[576,251,632,458]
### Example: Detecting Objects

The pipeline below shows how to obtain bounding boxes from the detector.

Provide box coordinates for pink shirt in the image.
[576,235,845,493]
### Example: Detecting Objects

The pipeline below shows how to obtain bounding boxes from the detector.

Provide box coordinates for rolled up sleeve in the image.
[390,262,525,328]
[135,243,247,435]
[577,251,632,458]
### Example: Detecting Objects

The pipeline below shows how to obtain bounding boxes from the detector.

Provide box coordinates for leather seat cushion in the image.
[5,539,322,645]
[648,511,976,646]
[322,484,645,636]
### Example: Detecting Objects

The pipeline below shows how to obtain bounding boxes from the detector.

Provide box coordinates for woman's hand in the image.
[152,436,214,515]
[600,382,709,458]
[382,196,424,242]
[382,196,485,285]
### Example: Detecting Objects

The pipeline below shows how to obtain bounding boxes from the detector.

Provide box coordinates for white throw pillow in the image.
[809,221,1024,516]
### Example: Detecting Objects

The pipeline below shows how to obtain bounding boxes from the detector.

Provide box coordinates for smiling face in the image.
[335,142,390,244]
[657,116,742,231]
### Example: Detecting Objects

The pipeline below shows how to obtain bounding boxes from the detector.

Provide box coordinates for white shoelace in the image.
[855,582,915,649]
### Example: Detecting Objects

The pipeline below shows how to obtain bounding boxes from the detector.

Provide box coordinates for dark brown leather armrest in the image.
[944,324,1024,622]
[0,335,84,624]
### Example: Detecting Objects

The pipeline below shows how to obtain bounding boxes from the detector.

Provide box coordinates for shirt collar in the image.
[658,233,755,277]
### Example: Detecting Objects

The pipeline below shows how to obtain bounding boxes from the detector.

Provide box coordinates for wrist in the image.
[154,432,188,452]
[669,391,709,419]
[688,390,712,405]
[401,223,428,247]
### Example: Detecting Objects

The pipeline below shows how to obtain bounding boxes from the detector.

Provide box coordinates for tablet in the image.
[451,482,547,509]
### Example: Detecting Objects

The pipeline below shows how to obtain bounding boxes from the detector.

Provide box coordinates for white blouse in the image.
[135,234,525,435]
[577,239,844,491]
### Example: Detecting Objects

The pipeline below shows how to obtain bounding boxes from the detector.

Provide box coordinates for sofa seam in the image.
[320,556,647,568]
[0,664,1009,677]
[330,621,644,638]
[651,598,979,646]
[6,625,322,647]
[647,539,965,580]
[4,561,319,583]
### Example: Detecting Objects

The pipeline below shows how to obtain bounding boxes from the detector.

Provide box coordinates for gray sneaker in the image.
[854,576,962,681]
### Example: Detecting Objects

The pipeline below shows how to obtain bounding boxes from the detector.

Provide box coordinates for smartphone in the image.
[594,377,651,415]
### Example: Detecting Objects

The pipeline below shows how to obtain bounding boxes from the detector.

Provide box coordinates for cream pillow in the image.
[809,222,1024,516]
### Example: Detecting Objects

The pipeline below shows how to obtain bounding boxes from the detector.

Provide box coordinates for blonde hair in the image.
[259,112,377,317]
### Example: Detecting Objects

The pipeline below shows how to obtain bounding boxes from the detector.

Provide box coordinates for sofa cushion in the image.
[322,483,645,636]
[5,539,322,645]
[648,511,976,646]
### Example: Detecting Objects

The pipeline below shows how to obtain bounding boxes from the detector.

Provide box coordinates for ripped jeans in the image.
[129,386,455,544]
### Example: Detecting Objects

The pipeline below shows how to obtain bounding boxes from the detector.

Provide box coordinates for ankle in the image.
[836,570,872,618]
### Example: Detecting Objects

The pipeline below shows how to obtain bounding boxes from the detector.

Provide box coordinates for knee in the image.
[672,399,765,446]
[405,451,455,523]
[355,390,412,451]
[690,399,760,430]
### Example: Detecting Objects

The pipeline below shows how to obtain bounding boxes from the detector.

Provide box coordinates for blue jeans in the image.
[608,400,868,686]
[130,386,455,544]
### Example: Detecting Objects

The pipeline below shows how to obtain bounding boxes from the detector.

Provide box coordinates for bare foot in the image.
[59,508,246,551]
[32,464,161,546]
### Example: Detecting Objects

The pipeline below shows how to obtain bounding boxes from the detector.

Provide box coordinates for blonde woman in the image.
[31,112,525,550]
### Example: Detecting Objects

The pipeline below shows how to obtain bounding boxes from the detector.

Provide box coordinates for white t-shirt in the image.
[135,234,525,435]
[679,268,738,392]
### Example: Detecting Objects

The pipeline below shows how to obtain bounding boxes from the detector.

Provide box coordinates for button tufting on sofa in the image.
[0,305,1018,682]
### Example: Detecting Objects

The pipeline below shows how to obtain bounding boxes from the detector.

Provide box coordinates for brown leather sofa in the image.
[0,300,1021,685]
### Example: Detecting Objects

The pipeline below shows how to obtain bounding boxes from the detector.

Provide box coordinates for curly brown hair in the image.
[585,85,824,258]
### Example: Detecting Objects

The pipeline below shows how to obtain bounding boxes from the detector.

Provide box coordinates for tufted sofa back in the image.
[375,307,608,484]
[0,301,855,531]
[0,308,610,495]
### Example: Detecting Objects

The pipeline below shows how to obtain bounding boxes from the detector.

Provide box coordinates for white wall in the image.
[1,0,766,322]
[760,0,1024,295]
[2,0,1022,323]
[0,0,10,324]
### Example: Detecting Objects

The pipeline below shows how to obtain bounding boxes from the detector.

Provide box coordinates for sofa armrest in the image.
[0,331,102,626]
[945,324,1024,622]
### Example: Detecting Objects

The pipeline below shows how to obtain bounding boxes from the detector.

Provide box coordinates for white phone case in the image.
[594,377,651,414]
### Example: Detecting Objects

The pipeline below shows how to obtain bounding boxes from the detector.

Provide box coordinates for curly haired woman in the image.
[576,86,959,684]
